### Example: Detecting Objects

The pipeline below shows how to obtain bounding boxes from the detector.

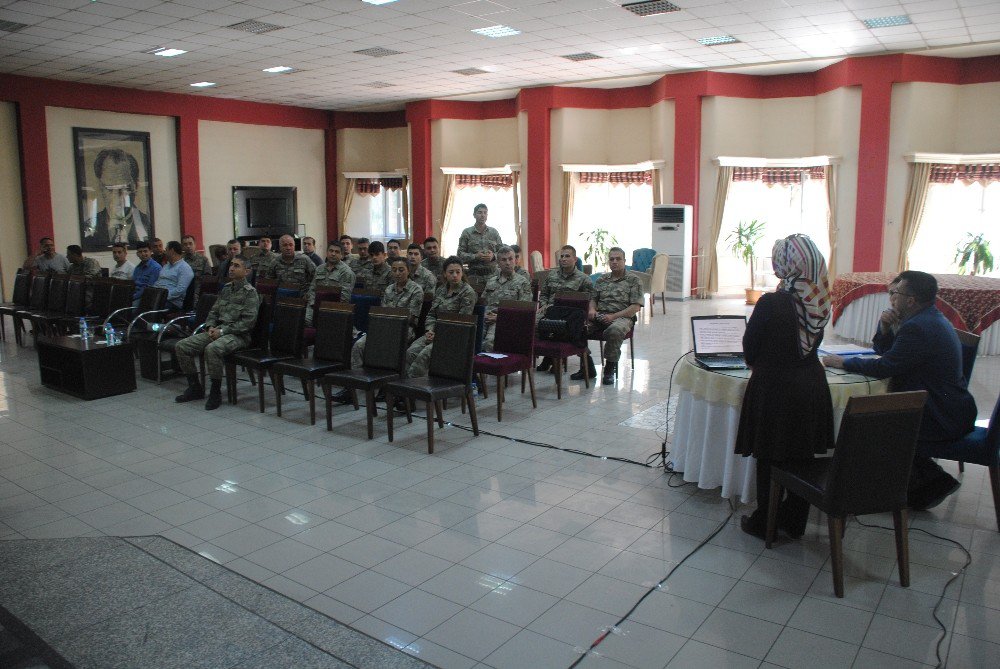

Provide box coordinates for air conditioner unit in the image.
[651,204,693,300]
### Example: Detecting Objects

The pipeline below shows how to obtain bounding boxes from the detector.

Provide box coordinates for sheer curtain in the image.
[703,166,733,296]
[559,171,577,250]
[341,178,357,232]
[440,174,518,255]
[897,162,932,272]
[824,165,838,279]
[437,175,456,245]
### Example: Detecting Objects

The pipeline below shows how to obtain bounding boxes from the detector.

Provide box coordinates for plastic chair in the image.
[648,253,669,316]
[766,391,928,597]
[271,301,355,425]
[473,300,537,421]
[322,307,410,439]
[385,313,479,454]
[529,250,544,275]
[226,297,306,412]
[628,248,656,273]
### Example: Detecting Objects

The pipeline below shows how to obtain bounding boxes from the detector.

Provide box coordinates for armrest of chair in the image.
[104,306,136,328]
[127,308,169,341]
[156,311,197,346]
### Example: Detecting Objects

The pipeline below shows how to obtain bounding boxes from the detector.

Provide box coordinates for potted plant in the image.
[726,219,767,304]
[583,227,619,273]
[954,232,994,276]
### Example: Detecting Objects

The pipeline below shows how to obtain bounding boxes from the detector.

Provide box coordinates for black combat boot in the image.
[175,374,204,403]
[570,354,597,381]
[205,379,223,410]
[602,361,618,385]
[331,388,353,405]
[536,357,553,372]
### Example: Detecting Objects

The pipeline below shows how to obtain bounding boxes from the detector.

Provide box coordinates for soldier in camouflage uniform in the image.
[482,246,532,352]
[66,245,102,277]
[421,237,445,282]
[175,256,261,410]
[511,244,530,279]
[407,243,438,293]
[348,237,371,274]
[457,203,503,277]
[536,244,595,374]
[181,235,212,276]
[355,241,392,292]
[248,237,277,277]
[406,256,477,378]
[267,234,316,294]
[578,247,643,385]
[351,258,424,371]
[306,241,355,325]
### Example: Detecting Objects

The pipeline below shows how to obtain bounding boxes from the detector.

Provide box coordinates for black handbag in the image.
[537,305,586,347]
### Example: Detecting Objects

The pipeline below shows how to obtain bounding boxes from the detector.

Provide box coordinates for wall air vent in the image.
[226,20,285,34]
[622,1,683,17]
[354,47,402,57]
[365,81,395,88]
[453,68,490,76]
[562,52,602,61]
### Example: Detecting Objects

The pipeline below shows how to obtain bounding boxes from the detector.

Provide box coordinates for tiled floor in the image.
[1,297,998,669]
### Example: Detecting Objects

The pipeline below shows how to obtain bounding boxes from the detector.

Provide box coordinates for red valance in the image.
[578,170,652,185]
[732,166,826,184]
[929,163,1000,184]
[455,174,513,190]
[354,177,407,195]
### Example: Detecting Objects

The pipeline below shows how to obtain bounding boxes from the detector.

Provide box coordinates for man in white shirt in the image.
[109,243,135,279]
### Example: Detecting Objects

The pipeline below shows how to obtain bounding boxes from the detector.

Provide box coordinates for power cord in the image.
[851,515,971,669]
[648,350,694,475]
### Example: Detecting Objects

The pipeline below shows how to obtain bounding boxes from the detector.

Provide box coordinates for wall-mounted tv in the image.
[233,186,297,240]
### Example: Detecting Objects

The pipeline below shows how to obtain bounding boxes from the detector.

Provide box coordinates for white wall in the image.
[815,86,862,275]
[199,120,325,251]
[46,107,179,269]
[337,126,410,240]
[0,102,26,299]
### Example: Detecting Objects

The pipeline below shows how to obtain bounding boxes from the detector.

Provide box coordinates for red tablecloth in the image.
[831,272,1000,334]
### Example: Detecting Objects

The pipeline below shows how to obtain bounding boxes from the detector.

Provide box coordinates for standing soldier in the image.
[174,256,261,410]
[457,203,503,277]
[481,246,531,352]
[579,247,643,385]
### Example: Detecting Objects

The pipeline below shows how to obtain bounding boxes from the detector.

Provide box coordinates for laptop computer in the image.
[691,315,748,369]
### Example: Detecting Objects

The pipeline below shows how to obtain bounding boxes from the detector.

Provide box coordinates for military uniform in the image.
[307,261,355,324]
[268,255,316,293]
[590,272,643,364]
[538,267,593,317]
[410,264,438,294]
[481,271,532,352]
[184,252,212,276]
[175,279,260,379]
[249,252,277,278]
[349,256,371,275]
[406,282,477,377]
[68,257,102,278]
[352,279,424,368]
[421,256,445,281]
[458,225,503,276]
[515,266,529,279]
[357,262,392,293]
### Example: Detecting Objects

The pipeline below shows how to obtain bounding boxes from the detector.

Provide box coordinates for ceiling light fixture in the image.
[453,67,491,76]
[472,25,521,38]
[562,52,602,61]
[262,66,294,73]
[226,20,285,34]
[862,15,912,29]
[622,1,683,17]
[364,81,395,88]
[190,82,216,87]
[697,35,739,46]
[145,47,187,57]
[361,0,399,5]
[354,47,402,57]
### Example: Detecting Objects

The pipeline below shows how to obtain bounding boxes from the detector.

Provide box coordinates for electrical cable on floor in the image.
[850,515,971,669]
[648,350,694,478]
[566,499,737,668]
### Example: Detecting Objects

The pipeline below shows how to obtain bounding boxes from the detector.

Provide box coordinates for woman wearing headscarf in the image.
[735,234,835,540]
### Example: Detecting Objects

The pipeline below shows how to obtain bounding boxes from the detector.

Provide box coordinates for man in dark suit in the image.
[824,271,977,509]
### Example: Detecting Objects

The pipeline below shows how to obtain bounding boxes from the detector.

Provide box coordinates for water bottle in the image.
[79,317,89,341]
[104,322,114,344]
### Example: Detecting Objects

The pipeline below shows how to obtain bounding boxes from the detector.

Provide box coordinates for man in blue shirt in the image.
[132,241,162,304]
[153,240,194,310]
[824,271,977,510]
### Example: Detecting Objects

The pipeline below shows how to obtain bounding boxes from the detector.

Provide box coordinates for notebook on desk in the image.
[691,315,748,369]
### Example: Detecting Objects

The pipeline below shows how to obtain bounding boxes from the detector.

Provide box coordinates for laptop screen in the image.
[691,316,747,356]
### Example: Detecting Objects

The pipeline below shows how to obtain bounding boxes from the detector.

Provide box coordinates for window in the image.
[369,188,405,239]
[716,169,830,293]
[909,179,1000,276]
[442,184,518,255]
[569,181,653,270]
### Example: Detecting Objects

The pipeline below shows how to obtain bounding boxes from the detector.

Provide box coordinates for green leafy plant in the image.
[583,228,619,271]
[954,232,994,276]
[726,219,767,289]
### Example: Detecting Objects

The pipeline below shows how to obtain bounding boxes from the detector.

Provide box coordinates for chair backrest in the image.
[107,280,135,314]
[428,314,477,383]
[243,245,263,259]
[473,300,487,353]
[362,307,410,373]
[416,292,434,335]
[313,301,355,364]
[985,392,1000,467]
[494,300,537,357]
[350,288,383,333]
[276,281,302,299]
[247,295,272,350]
[199,275,221,295]
[553,290,590,313]
[268,297,307,356]
[10,271,30,306]
[192,292,218,327]
[650,253,670,290]
[86,278,113,317]
[182,276,199,311]
[63,277,87,317]
[955,329,980,384]
[254,277,278,297]
[529,250,544,274]
[467,275,487,295]
[825,391,928,516]
[45,276,68,312]
[27,275,50,310]
[208,244,226,268]
[139,286,168,312]
[311,286,342,324]
[631,248,656,273]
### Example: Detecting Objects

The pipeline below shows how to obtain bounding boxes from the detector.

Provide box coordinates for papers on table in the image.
[819,344,875,356]
[477,352,507,359]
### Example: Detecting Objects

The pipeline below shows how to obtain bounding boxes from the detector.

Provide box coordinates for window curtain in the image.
[897,162,932,272]
[341,178,357,231]
[702,166,734,296]
[511,171,523,252]
[732,166,826,184]
[455,174,514,189]
[437,174,456,244]
[824,165,838,279]
[651,168,662,205]
[929,163,1000,184]
[560,171,578,251]
[400,178,410,239]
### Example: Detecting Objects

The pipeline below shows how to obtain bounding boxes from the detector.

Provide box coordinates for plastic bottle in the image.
[79,317,89,341]
[104,322,114,344]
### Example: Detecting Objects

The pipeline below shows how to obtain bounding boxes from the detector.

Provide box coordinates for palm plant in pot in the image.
[953,232,994,276]
[726,219,767,305]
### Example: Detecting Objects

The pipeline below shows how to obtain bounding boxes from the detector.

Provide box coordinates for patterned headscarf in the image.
[771,234,831,357]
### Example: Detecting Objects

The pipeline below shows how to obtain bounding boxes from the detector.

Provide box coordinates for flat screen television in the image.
[233,186,297,240]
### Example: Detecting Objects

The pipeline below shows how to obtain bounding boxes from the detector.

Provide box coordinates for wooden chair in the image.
[534,291,591,399]
[0,271,31,341]
[226,297,306,412]
[385,313,479,454]
[473,300,537,421]
[955,329,980,473]
[13,274,51,345]
[765,391,928,597]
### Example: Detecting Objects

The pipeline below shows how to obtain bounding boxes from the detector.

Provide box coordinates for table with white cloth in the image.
[669,354,889,503]
[830,272,1000,355]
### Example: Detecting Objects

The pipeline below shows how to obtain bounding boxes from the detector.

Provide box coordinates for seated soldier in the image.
[349,237,371,274]
[482,245,531,352]
[181,234,212,276]
[421,236,445,281]
[174,256,261,410]
[267,234,316,294]
[306,240,355,325]
[405,256,477,378]
[536,244,593,373]
[66,245,102,278]
[355,241,391,293]
[407,243,438,293]
[248,236,277,276]
[510,244,530,278]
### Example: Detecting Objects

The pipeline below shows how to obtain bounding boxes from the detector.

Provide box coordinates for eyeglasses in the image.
[888,289,913,297]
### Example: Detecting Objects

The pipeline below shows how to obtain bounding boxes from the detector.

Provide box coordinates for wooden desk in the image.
[36,335,136,400]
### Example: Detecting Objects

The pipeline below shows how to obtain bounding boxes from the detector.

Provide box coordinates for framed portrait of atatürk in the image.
[73,127,155,251]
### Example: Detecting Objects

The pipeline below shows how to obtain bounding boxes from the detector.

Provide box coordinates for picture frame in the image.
[73,127,155,252]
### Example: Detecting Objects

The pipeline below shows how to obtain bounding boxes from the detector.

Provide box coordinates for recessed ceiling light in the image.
[622,1,683,17]
[472,25,521,38]
[190,82,216,88]
[562,52,602,62]
[144,47,187,57]
[226,20,284,34]
[262,66,294,73]
[862,15,912,29]
[354,47,402,57]
[697,35,739,46]
[361,0,399,5]
[453,67,491,76]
